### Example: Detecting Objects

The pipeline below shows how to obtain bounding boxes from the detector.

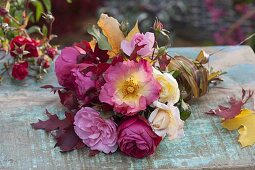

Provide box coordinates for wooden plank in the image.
[0,46,255,169]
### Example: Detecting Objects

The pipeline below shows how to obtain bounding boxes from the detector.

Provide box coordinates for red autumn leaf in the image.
[130,44,146,60]
[31,110,86,152]
[206,89,254,120]
[41,85,64,94]
[54,126,86,152]
[111,55,124,65]
[93,43,109,63]
[158,54,171,71]
[31,110,74,132]
[58,90,79,110]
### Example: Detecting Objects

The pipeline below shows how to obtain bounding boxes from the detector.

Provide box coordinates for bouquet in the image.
[0,0,57,82]
[32,13,255,159]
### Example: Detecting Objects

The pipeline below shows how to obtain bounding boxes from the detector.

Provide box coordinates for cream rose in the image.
[148,101,184,140]
[153,69,180,104]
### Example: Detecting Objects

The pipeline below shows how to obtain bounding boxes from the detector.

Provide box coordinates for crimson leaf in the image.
[58,90,79,110]
[41,85,64,94]
[206,89,254,120]
[31,110,86,152]
[54,126,86,152]
[31,110,74,132]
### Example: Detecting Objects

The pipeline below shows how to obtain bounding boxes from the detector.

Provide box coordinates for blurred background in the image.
[48,0,255,49]
[31,0,255,49]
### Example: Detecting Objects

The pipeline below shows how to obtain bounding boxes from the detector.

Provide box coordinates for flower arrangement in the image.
[0,0,57,82]
[31,13,255,159]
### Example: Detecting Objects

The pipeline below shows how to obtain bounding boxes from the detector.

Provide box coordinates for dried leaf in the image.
[208,71,225,82]
[206,89,254,120]
[41,85,63,94]
[97,13,124,57]
[126,20,139,41]
[31,110,85,152]
[58,90,79,110]
[31,110,74,132]
[54,126,86,152]
[195,50,209,64]
[222,109,255,147]
[167,56,200,98]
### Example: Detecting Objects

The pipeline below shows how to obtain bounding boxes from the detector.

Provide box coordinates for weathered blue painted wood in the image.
[0,46,254,170]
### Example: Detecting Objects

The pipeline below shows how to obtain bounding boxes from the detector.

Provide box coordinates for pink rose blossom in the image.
[121,32,155,57]
[74,107,118,153]
[72,67,95,103]
[55,47,80,89]
[99,60,161,115]
[117,115,162,158]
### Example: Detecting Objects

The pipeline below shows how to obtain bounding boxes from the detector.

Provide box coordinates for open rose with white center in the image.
[148,101,184,140]
[153,69,180,104]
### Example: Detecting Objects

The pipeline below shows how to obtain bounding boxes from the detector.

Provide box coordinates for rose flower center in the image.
[122,77,139,98]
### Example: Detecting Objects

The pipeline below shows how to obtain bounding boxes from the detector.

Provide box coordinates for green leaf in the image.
[42,24,48,36]
[170,70,181,78]
[100,110,114,120]
[87,25,112,51]
[27,26,43,35]
[31,1,44,22]
[42,0,51,12]
[178,100,191,121]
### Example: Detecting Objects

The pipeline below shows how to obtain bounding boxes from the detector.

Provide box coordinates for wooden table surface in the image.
[0,46,255,170]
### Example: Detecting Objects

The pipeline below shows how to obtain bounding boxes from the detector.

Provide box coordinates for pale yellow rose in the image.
[153,69,180,104]
[149,101,184,140]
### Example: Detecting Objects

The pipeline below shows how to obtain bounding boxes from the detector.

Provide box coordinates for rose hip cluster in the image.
[9,36,57,80]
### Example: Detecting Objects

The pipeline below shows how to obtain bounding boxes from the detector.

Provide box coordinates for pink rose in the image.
[74,107,118,153]
[55,47,80,89]
[71,67,96,104]
[121,32,155,57]
[99,60,161,115]
[117,115,162,158]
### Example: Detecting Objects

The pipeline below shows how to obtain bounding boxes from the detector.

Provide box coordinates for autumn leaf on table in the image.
[31,110,85,152]
[206,89,254,120]
[222,109,255,147]
[31,110,74,132]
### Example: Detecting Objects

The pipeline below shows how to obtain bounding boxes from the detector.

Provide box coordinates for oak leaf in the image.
[31,110,86,152]
[31,110,74,132]
[222,109,255,147]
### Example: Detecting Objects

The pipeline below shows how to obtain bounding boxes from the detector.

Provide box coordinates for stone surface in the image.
[0,46,255,170]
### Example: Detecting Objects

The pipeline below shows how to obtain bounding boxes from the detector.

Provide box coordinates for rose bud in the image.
[12,61,29,80]
[0,7,8,17]
[37,57,50,69]
[10,36,39,58]
[153,18,163,31]
[46,47,58,60]
[117,115,162,158]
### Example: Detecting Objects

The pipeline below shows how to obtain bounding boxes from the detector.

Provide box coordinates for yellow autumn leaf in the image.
[97,13,124,58]
[126,20,140,41]
[222,109,255,147]
[89,38,97,52]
